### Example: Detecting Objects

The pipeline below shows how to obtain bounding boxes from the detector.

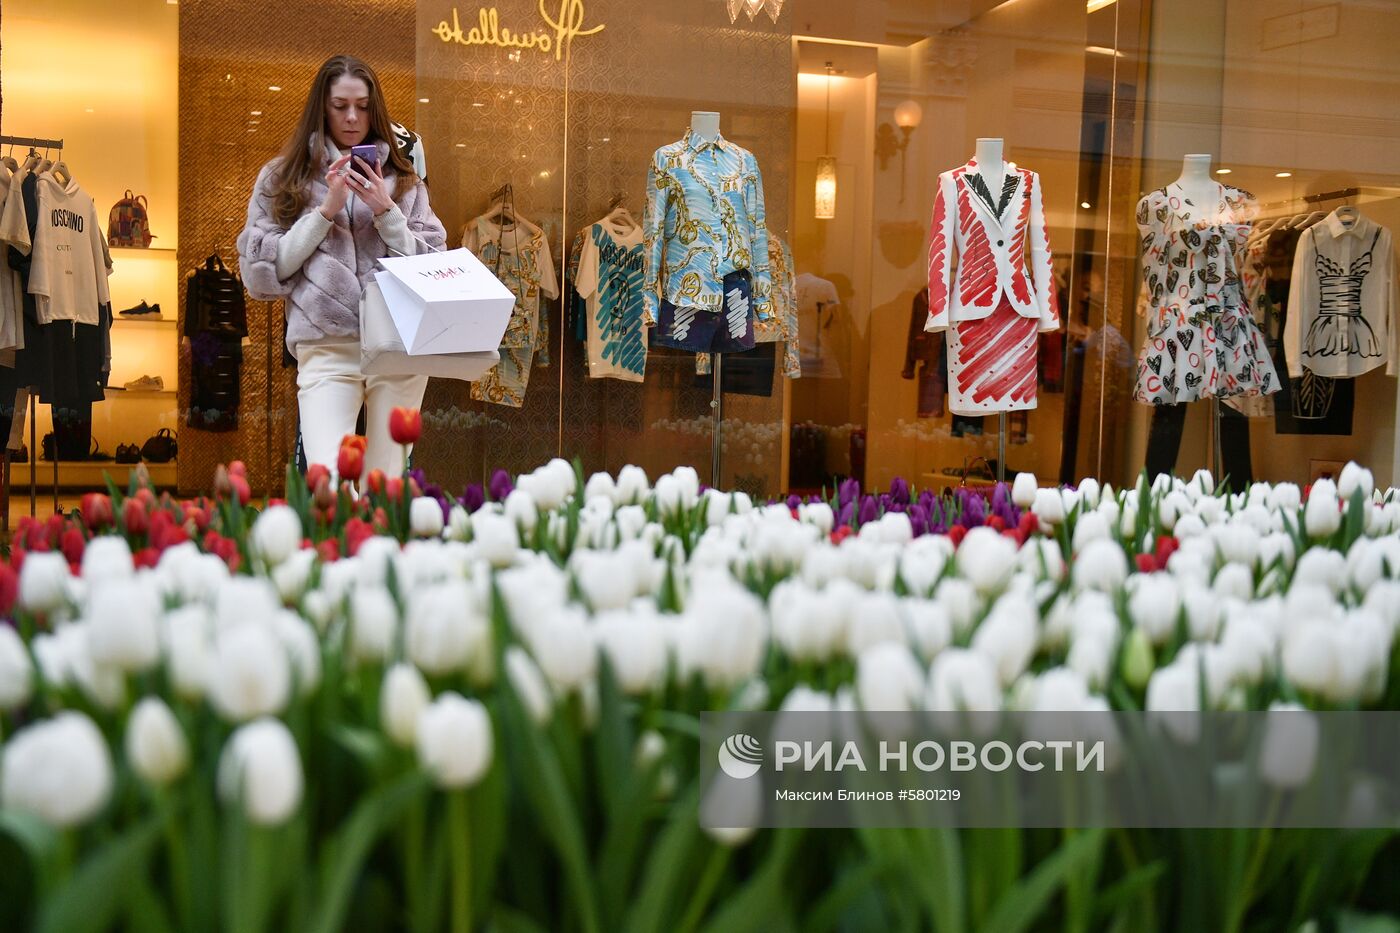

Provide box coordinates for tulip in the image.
[957,527,1018,595]
[0,564,17,618]
[856,641,925,712]
[1011,472,1038,508]
[594,607,669,695]
[504,646,554,725]
[350,586,399,664]
[209,624,292,722]
[230,475,252,506]
[337,434,368,483]
[1072,539,1129,593]
[251,505,303,567]
[80,493,114,532]
[405,581,485,677]
[472,512,520,568]
[275,610,322,695]
[926,648,1002,735]
[1304,480,1341,538]
[0,711,113,827]
[161,605,215,699]
[388,406,422,445]
[1120,626,1155,689]
[971,593,1038,686]
[1145,663,1201,743]
[305,462,331,493]
[503,489,539,535]
[218,718,304,825]
[86,579,162,672]
[1032,488,1066,527]
[19,551,69,614]
[1338,462,1374,504]
[381,663,432,748]
[80,535,134,586]
[126,697,190,786]
[409,497,446,538]
[1258,702,1318,789]
[0,625,34,709]
[416,692,493,789]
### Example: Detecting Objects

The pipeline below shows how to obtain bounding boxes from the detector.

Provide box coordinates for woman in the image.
[237,54,445,478]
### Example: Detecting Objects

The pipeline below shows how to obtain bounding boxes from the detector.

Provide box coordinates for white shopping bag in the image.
[375,246,516,355]
[361,274,499,383]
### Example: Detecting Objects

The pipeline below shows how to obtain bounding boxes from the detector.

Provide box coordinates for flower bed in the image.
[0,428,1398,931]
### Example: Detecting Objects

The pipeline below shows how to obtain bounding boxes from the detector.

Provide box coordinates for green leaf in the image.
[37,812,168,933]
[122,872,179,933]
[697,828,801,933]
[487,904,553,933]
[623,784,702,933]
[305,771,431,933]
[800,858,890,932]
[0,808,59,867]
[978,827,1106,933]
[1091,859,1166,922]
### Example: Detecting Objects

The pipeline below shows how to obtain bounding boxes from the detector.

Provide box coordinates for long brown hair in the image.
[269,55,417,227]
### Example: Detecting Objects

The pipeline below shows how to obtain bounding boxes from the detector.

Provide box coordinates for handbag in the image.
[140,428,178,463]
[107,190,156,248]
[185,254,248,338]
[360,279,498,383]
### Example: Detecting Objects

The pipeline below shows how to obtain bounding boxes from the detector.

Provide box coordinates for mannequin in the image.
[1173,154,1218,211]
[973,137,1006,196]
[691,110,721,143]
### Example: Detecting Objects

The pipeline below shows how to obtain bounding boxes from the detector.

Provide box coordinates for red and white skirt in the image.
[946,299,1039,416]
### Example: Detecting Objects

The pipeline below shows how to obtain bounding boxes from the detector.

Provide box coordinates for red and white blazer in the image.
[925,159,1059,333]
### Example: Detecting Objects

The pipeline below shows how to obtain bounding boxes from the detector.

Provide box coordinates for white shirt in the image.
[796,272,841,378]
[1286,208,1398,378]
[28,172,110,325]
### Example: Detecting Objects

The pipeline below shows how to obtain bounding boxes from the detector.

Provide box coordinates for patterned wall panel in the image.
[178,0,416,494]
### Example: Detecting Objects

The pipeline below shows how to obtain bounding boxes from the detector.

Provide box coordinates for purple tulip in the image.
[858,495,879,526]
[908,503,929,537]
[838,477,861,508]
[962,493,985,528]
[787,494,801,511]
[488,469,514,502]
[889,476,911,506]
[838,500,856,528]
[459,484,486,513]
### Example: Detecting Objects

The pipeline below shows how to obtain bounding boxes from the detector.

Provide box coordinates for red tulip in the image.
[60,528,86,565]
[987,515,1007,532]
[124,497,149,537]
[346,518,374,556]
[316,538,341,562]
[337,435,367,482]
[388,407,422,445]
[1135,553,1158,574]
[385,476,404,504]
[231,475,252,506]
[134,547,162,570]
[313,475,335,511]
[948,525,967,547]
[183,504,211,533]
[366,469,387,496]
[229,460,248,479]
[80,493,114,532]
[0,563,18,617]
[306,463,331,492]
[214,464,233,499]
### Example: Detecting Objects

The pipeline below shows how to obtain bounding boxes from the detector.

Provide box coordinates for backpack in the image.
[107,190,155,248]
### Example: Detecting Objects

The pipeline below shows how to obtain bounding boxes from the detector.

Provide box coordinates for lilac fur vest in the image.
[236,139,447,352]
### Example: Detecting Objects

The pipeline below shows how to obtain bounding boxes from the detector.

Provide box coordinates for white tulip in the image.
[615,465,649,505]
[349,586,398,664]
[218,718,303,825]
[1072,539,1128,593]
[160,605,214,700]
[85,579,162,673]
[270,548,316,604]
[447,505,472,542]
[1173,514,1206,539]
[404,580,486,678]
[503,489,539,536]
[925,648,1001,735]
[66,631,128,711]
[1018,537,1065,583]
[700,768,761,848]
[408,497,446,538]
[1159,491,1191,531]
[1218,614,1275,687]
[1025,667,1091,712]
[251,505,302,566]
[1071,511,1110,550]
[274,611,321,695]
[0,625,33,710]
[1032,488,1066,526]
[1067,608,1118,691]
[799,502,835,535]
[527,606,598,694]
[1338,462,1374,503]
[970,594,1038,686]
[1293,547,1347,596]
[769,580,845,662]
[1145,663,1201,743]
[380,663,431,748]
[684,579,767,689]
[1118,503,1139,539]
[542,458,579,507]
[584,471,617,505]
[1190,469,1215,497]
[594,607,668,695]
[1128,574,1181,644]
[1011,472,1038,508]
[1077,477,1102,509]
[1180,581,1222,641]
[504,646,554,724]
[1268,483,1302,514]
[0,711,113,827]
[671,466,701,508]
[209,624,291,722]
[80,535,133,586]
[900,599,952,662]
[1212,563,1254,601]
[936,578,983,637]
[653,475,684,517]
[957,527,1018,595]
[856,642,925,712]
[416,692,493,789]
[19,552,69,614]
[472,512,520,568]
[845,592,907,656]
[1195,496,1225,526]
[1258,702,1317,789]
[215,577,282,631]
[126,697,189,786]
[1304,481,1342,538]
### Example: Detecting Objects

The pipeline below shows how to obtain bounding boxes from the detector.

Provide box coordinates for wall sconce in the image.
[876,100,923,202]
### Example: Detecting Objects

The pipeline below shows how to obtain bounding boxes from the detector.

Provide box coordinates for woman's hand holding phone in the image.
[321,153,353,221]
[349,153,394,217]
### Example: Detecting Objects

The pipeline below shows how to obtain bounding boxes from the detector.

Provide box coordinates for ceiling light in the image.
[1275,171,1293,178]
[268,86,282,92]
[1081,201,1092,209]
[1086,45,1123,56]
[251,110,262,116]
[472,102,484,108]
[85,108,95,114]
[418,98,430,103]
[1086,0,1118,11]
[1215,168,1232,175]
[455,143,466,148]
[602,137,611,142]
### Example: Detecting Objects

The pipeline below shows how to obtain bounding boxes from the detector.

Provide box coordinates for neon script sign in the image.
[431,0,605,61]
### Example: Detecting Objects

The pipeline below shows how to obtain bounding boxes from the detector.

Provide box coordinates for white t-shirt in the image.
[796,272,841,378]
[0,165,24,350]
[28,173,110,325]
[575,219,646,383]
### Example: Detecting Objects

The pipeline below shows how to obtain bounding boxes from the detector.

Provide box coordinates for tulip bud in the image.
[409,497,445,538]
[1258,702,1318,789]
[305,463,331,493]
[385,477,404,504]
[337,435,367,483]
[0,712,113,827]
[380,663,431,748]
[126,697,190,786]
[80,493,113,532]
[0,625,34,710]
[218,718,303,825]
[388,407,422,445]
[1011,472,1038,508]
[18,551,69,614]
[416,692,493,789]
[1120,626,1155,689]
[1304,480,1342,539]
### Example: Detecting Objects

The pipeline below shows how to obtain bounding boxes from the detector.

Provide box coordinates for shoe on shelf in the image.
[123,374,165,391]
[118,301,162,317]
[115,443,141,464]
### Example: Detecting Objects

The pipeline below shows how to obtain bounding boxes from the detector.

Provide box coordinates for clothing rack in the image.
[0,135,64,152]
[1304,186,1359,204]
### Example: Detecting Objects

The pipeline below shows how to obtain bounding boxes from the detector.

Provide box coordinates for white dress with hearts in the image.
[1132,182,1279,406]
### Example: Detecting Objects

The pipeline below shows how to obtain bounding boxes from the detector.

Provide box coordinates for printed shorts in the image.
[652,270,756,353]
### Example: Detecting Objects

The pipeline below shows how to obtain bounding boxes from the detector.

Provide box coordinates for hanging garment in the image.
[696,227,800,379]
[796,272,842,378]
[185,255,249,432]
[1132,182,1279,405]
[27,171,110,325]
[463,215,558,408]
[1285,209,1397,379]
[925,159,1059,415]
[644,129,772,348]
[575,219,647,382]
[566,227,588,346]
[903,288,944,418]
[0,163,24,351]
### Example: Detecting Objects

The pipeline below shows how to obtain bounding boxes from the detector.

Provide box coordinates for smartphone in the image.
[350,143,379,173]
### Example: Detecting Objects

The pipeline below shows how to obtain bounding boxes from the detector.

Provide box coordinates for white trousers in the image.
[294,337,427,478]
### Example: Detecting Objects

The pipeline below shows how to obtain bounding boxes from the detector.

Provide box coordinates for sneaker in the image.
[119,301,162,317]
[115,443,141,464]
[123,375,165,391]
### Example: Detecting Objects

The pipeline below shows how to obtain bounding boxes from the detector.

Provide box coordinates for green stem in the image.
[677,844,730,933]
[405,797,426,933]
[449,790,472,933]
[163,794,193,930]
[1224,795,1280,933]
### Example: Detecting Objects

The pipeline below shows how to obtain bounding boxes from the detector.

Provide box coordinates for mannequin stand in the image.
[1209,397,1223,486]
[710,352,723,488]
[997,413,1007,484]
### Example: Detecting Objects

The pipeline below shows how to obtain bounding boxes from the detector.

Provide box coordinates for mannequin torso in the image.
[691,110,721,143]
[973,138,1006,196]
[1173,154,1218,213]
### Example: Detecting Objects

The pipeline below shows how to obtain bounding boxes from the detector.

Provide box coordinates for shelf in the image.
[110,246,177,254]
[113,316,177,326]
[104,387,176,398]
[6,459,177,490]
